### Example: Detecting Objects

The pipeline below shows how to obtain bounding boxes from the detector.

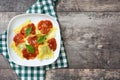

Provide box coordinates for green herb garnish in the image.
[25,27,32,36]
[37,35,46,43]
[25,45,35,53]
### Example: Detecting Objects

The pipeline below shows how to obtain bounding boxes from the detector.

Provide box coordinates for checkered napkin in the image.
[0,0,68,80]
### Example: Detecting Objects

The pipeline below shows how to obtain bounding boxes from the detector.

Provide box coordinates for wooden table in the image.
[0,0,120,80]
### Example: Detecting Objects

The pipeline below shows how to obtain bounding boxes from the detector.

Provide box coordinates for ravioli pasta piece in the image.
[11,42,24,58]
[37,43,54,60]
[36,27,42,35]
[24,34,35,45]
[14,20,32,33]
[46,27,56,40]
[17,43,25,50]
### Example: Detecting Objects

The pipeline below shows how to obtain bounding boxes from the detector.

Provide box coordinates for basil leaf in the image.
[25,45,35,53]
[25,27,32,36]
[37,35,46,43]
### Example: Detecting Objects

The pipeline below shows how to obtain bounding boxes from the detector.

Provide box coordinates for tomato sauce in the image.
[13,33,24,46]
[22,46,38,60]
[20,23,36,37]
[38,20,53,34]
[27,36,37,46]
[47,38,57,51]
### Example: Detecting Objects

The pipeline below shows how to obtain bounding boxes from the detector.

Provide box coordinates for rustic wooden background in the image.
[0,0,120,80]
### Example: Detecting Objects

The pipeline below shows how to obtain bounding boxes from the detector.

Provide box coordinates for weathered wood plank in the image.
[57,0,120,11]
[0,0,78,12]
[0,55,10,69]
[76,0,120,12]
[0,69,19,80]
[46,69,120,80]
[0,0,36,12]
[57,12,120,68]
[0,12,120,69]
[0,0,120,12]
[56,0,79,11]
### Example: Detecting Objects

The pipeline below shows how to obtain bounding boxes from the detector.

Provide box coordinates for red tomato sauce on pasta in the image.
[22,46,38,60]
[13,33,24,46]
[47,38,57,51]
[20,23,36,37]
[38,20,53,34]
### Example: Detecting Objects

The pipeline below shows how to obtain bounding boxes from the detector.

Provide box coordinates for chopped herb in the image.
[37,35,46,43]
[25,27,32,36]
[25,45,35,53]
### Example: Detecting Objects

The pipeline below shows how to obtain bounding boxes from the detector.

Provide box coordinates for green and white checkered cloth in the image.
[0,0,68,80]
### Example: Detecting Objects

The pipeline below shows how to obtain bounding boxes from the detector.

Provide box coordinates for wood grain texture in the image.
[56,0,79,11]
[0,0,36,12]
[0,0,120,12]
[58,12,120,68]
[0,0,79,12]
[0,54,10,69]
[46,69,120,80]
[0,12,120,68]
[57,0,120,12]
[76,0,120,12]
[0,69,19,80]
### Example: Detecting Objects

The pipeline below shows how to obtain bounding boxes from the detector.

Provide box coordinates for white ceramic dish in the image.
[7,13,60,66]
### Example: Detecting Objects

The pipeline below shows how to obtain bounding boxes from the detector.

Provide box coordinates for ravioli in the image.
[11,42,24,58]
[37,43,54,60]
[46,27,56,40]
[11,20,57,60]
